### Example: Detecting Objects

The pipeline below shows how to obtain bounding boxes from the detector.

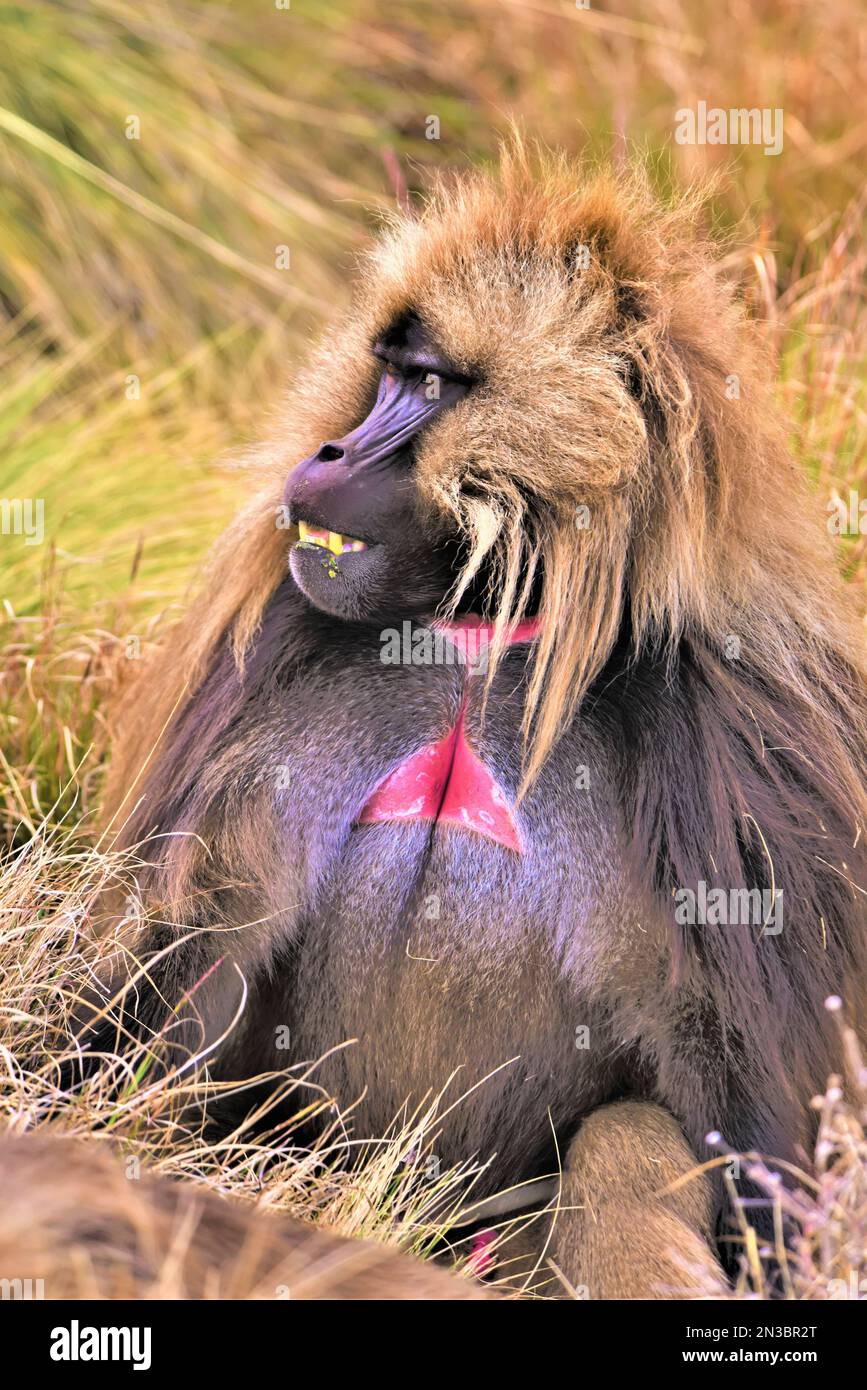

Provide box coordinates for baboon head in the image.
[285,310,473,623]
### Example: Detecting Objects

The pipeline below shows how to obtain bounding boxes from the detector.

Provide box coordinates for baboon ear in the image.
[615,283,646,322]
[621,356,645,403]
[613,284,662,413]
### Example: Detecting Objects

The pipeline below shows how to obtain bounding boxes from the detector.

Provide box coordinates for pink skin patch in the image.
[466,1228,498,1277]
[357,617,540,853]
[433,615,541,649]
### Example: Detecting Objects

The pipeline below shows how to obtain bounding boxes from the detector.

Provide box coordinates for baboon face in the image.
[285,313,473,623]
[283,208,652,635]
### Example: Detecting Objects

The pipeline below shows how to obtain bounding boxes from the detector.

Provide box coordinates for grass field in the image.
[1,0,866,1297]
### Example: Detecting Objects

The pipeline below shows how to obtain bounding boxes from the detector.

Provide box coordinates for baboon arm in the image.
[548,1102,728,1299]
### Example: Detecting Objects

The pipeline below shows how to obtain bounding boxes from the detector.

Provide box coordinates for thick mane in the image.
[105,142,867,949]
[589,617,866,1161]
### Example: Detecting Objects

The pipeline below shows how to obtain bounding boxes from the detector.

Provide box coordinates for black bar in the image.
[3,1295,858,1375]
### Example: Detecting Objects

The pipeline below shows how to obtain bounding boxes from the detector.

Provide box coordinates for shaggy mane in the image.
[106,141,867,891]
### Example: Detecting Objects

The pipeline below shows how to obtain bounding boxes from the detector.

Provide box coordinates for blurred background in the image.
[0,0,865,825]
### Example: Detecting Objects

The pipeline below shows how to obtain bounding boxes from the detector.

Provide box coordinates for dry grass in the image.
[660,1002,867,1301]
[1,0,866,1297]
[0,820,560,1295]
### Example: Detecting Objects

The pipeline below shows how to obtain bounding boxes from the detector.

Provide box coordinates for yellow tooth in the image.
[297,521,362,554]
[298,520,332,548]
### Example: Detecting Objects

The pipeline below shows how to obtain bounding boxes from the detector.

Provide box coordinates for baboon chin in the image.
[67,142,866,1299]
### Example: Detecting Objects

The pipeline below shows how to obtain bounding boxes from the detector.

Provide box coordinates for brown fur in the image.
[0,1135,486,1300]
[540,1102,728,1299]
[105,139,867,812]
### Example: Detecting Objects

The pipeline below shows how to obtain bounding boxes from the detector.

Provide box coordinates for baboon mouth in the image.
[295,519,369,554]
[288,520,388,621]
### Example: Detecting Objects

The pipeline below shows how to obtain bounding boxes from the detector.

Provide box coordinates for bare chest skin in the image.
[212,606,664,1186]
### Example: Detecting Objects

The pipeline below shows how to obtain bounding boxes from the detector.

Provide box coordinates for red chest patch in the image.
[357,617,540,854]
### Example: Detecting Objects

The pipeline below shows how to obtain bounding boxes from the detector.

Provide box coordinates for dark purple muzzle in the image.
[285,367,468,537]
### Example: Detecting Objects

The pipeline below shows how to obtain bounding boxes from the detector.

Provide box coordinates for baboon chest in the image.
[289,854,620,1183]
[262,642,634,1180]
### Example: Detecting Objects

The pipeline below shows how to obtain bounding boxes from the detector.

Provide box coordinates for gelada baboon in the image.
[84,143,865,1296]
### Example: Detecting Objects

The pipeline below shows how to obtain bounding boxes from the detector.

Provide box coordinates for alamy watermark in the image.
[380,621,489,674]
[1,497,44,545]
[50,1320,151,1371]
[675,102,784,156]
[827,490,867,536]
[1,1276,44,1299]
[674,880,783,933]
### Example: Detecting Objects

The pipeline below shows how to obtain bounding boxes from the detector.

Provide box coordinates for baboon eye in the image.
[381,360,447,395]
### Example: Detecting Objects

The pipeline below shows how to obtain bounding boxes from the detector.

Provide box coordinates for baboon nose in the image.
[317,442,345,463]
